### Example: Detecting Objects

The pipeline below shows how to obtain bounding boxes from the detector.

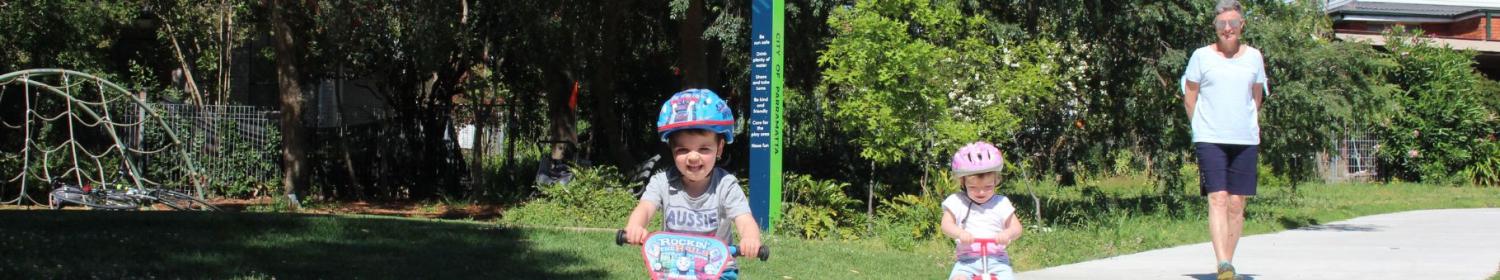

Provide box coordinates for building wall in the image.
[1446,16,1498,41]
[1335,17,1499,41]
[1418,21,1453,36]
[1335,21,1380,33]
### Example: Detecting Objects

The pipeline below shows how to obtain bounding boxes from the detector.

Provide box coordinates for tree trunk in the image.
[162,22,205,105]
[410,69,468,200]
[339,124,362,200]
[439,104,466,196]
[505,98,518,162]
[267,0,307,209]
[867,161,875,233]
[471,115,487,197]
[1023,166,1044,227]
[678,0,711,89]
[590,0,637,168]
[546,70,578,162]
[219,0,233,104]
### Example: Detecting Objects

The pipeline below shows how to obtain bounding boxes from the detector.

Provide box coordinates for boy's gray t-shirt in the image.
[639,168,752,246]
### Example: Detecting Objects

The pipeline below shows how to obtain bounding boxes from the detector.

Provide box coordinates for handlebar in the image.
[729,245,770,262]
[616,229,769,261]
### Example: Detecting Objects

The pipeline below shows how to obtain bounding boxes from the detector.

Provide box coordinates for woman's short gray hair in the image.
[1215,0,1243,15]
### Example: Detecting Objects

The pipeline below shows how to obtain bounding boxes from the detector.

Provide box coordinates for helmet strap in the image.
[961,197,975,226]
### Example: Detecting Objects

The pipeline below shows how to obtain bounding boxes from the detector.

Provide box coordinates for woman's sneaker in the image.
[1216,262,1236,280]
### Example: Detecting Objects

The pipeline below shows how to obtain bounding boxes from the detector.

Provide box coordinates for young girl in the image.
[940,142,1023,280]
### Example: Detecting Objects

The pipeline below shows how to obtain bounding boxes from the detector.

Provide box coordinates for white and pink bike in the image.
[964,238,1008,280]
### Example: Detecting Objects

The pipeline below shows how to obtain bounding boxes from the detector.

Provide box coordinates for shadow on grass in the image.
[1184,273,1257,280]
[1294,224,1380,232]
[1007,184,1313,229]
[0,210,604,279]
[1276,214,1379,232]
[1007,187,1204,227]
[1276,216,1320,229]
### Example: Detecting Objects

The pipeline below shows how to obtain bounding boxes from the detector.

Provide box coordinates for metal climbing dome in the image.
[0,69,214,205]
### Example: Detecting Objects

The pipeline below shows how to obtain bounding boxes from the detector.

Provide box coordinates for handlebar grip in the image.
[730,245,770,261]
[615,229,627,246]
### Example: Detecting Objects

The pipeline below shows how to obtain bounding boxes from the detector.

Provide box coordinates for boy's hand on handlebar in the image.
[958,231,975,244]
[738,237,762,259]
[624,226,650,245]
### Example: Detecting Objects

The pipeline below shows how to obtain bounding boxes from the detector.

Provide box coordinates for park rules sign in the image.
[749,0,783,232]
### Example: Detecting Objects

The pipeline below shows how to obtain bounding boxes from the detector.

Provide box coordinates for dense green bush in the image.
[1460,142,1500,186]
[1249,0,1399,185]
[500,166,640,228]
[874,191,946,251]
[213,123,283,198]
[819,0,1051,167]
[1373,28,1500,185]
[777,173,863,240]
[467,143,547,203]
[872,169,958,250]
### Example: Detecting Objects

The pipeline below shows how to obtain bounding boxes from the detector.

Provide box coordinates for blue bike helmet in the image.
[657,89,735,143]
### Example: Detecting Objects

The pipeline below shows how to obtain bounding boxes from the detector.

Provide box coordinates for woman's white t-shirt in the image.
[1182,45,1269,145]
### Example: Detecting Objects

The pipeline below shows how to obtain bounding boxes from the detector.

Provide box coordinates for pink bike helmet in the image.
[951,141,1004,179]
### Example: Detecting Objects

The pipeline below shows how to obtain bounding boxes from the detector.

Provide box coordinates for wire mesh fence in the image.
[1325,136,1379,182]
[118,103,282,196]
[1341,138,1378,177]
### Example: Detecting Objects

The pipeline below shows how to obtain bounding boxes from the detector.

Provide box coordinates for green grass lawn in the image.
[0,211,952,279]
[0,181,1494,278]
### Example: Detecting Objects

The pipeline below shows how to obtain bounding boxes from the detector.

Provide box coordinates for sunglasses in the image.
[1215,19,1244,29]
[965,184,996,193]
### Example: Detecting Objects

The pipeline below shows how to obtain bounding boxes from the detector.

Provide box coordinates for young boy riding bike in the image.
[622,89,763,280]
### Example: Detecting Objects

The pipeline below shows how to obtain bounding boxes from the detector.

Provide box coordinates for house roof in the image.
[1325,0,1500,22]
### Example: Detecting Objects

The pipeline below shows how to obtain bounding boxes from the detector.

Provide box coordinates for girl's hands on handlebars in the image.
[958,231,976,244]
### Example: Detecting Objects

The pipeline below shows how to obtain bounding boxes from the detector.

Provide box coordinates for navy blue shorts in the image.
[1195,142,1258,196]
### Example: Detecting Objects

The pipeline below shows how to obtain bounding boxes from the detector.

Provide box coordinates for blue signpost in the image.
[749,0,783,232]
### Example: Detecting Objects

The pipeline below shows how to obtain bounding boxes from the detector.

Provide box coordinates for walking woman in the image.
[1181,1,1267,279]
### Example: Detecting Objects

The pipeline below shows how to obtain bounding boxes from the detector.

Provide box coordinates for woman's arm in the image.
[1185,80,1200,117]
[1251,82,1264,110]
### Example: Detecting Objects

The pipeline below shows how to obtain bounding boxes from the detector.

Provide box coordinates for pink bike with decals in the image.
[616,230,769,280]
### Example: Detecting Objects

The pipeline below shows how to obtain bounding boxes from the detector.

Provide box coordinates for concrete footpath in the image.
[1019,208,1500,280]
